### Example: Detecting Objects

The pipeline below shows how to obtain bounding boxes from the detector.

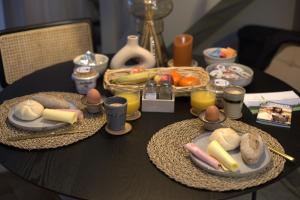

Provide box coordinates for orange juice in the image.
[191,89,216,113]
[117,92,140,115]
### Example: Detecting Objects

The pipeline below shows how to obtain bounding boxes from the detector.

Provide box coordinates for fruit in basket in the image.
[111,71,156,84]
[178,76,200,86]
[170,70,182,86]
[154,74,173,85]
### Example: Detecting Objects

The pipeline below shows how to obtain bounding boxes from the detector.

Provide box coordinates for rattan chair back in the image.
[0,20,93,85]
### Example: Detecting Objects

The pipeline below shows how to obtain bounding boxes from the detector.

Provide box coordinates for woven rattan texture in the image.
[147,119,285,191]
[0,23,93,84]
[0,92,105,150]
[104,67,210,96]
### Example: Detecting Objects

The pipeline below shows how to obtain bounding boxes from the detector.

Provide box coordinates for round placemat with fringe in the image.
[147,118,285,191]
[0,92,106,150]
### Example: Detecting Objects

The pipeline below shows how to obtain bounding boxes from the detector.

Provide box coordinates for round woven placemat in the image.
[0,92,106,150]
[147,119,285,191]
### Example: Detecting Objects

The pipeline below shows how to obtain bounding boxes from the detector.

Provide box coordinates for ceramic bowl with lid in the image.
[73,53,109,75]
[203,47,237,65]
[206,79,230,109]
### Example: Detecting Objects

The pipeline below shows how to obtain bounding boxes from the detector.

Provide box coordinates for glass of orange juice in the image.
[114,87,141,121]
[190,87,216,116]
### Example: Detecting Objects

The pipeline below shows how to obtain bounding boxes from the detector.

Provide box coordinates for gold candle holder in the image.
[129,0,173,67]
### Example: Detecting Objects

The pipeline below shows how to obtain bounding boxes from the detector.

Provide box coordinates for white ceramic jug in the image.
[110,35,155,69]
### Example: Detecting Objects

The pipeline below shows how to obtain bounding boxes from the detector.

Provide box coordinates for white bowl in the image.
[203,47,237,65]
[206,63,254,87]
[73,53,109,75]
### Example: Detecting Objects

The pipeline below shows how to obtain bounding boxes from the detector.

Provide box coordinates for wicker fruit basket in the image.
[103,67,210,96]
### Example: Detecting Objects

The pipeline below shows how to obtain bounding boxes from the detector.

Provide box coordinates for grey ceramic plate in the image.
[7,103,75,132]
[190,132,271,177]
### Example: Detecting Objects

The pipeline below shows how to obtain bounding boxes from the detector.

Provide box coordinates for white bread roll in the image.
[209,128,241,151]
[240,133,264,165]
[14,100,44,121]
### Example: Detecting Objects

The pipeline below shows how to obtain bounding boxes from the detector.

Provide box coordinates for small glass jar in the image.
[206,78,230,109]
[144,79,157,100]
[158,81,172,100]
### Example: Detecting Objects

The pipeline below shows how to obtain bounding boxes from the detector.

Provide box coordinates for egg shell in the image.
[205,105,220,122]
[86,89,101,104]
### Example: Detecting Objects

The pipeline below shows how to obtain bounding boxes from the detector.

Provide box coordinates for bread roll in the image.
[14,100,44,121]
[32,93,70,109]
[209,128,241,151]
[240,133,264,165]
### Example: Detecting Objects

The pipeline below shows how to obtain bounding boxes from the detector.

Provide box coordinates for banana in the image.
[111,71,156,84]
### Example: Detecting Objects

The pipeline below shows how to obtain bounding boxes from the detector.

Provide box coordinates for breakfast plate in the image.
[7,102,76,132]
[190,132,271,177]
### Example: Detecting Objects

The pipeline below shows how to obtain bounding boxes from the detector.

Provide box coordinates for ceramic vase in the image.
[110,35,155,69]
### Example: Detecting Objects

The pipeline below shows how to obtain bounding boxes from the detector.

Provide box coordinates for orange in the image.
[178,76,200,86]
[170,70,182,86]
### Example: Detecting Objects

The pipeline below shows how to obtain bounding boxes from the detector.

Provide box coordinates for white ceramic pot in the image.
[110,35,155,69]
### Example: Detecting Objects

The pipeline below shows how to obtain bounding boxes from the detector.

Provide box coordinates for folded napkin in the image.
[207,140,239,172]
[184,143,220,169]
[42,109,77,124]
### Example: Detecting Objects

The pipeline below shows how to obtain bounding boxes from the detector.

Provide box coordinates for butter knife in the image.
[7,129,90,142]
[268,146,295,162]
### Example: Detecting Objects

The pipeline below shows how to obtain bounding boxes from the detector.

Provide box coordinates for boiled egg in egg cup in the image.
[81,88,104,114]
[199,105,226,131]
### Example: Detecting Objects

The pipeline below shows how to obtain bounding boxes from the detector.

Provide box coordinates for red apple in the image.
[159,74,173,85]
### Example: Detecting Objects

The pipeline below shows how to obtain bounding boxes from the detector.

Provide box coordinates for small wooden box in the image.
[141,92,175,113]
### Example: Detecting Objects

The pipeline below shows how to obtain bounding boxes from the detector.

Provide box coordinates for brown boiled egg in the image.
[205,105,220,122]
[86,89,102,104]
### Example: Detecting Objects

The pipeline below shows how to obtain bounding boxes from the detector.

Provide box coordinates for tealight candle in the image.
[191,88,216,116]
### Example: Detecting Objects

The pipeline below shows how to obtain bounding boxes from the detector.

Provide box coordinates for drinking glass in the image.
[190,87,216,116]
[223,85,245,119]
[115,88,141,121]
[104,96,127,132]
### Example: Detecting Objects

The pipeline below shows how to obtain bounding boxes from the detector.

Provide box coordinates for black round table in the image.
[0,61,299,200]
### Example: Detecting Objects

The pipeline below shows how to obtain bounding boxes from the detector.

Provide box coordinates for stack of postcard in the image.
[256,101,292,128]
[244,91,300,114]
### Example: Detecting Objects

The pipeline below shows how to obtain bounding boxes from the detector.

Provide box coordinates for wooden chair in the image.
[0,19,93,87]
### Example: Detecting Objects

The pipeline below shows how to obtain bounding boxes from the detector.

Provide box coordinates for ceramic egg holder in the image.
[81,89,103,114]
[198,106,226,131]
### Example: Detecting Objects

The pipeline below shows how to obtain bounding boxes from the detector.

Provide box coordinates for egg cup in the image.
[199,111,226,131]
[81,96,103,114]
